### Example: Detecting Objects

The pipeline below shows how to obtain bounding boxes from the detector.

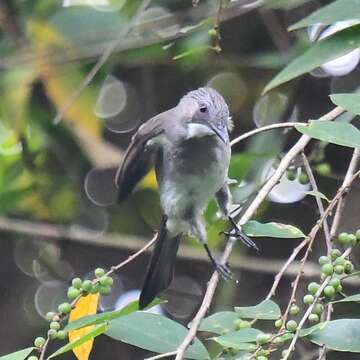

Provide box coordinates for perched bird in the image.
[116,87,257,309]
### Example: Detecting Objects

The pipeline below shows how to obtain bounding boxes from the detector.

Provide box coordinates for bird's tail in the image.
[139,216,181,309]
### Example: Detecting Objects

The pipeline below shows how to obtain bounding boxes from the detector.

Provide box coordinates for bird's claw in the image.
[214,261,232,280]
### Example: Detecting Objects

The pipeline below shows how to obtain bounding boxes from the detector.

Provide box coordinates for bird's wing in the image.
[115,111,168,202]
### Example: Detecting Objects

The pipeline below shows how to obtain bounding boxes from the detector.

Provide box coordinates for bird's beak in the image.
[207,123,228,144]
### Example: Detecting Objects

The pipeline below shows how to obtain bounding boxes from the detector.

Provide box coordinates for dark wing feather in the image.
[115,112,167,202]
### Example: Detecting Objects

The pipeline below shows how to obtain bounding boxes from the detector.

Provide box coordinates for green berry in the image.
[94,268,105,278]
[90,283,100,294]
[72,277,82,289]
[256,333,271,345]
[318,256,330,265]
[58,302,72,314]
[290,305,300,315]
[329,277,341,288]
[330,249,342,260]
[56,330,67,340]
[286,320,298,332]
[308,313,319,323]
[334,257,345,265]
[67,286,80,300]
[344,260,354,274]
[307,282,320,295]
[247,344,257,352]
[238,320,251,329]
[99,285,111,296]
[316,163,331,176]
[275,319,283,328]
[321,263,334,276]
[334,265,344,275]
[99,276,113,286]
[298,172,309,185]
[338,232,350,245]
[349,234,357,246]
[34,336,45,348]
[273,336,284,346]
[256,356,268,360]
[312,303,324,315]
[50,321,60,331]
[324,285,336,298]
[303,294,314,305]
[233,318,242,330]
[337,284,343,293]
[287,169,296,181]
[48,329,57,340]
[28,357,38,360]
[208,28,217,37]
[46,312,56,321]
[82,280,93,293]
[356,229,360,241]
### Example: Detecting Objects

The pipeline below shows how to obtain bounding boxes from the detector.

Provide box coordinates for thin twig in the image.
[230,122,303,146]
[52,0,152,125]
[145,351,177,360]
[302,152,331,251]
[173,106,344,359]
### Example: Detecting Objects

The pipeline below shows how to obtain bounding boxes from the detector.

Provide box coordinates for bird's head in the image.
[179,87,232,143]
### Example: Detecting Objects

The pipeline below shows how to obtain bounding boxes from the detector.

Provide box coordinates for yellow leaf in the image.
[68,293,100,360]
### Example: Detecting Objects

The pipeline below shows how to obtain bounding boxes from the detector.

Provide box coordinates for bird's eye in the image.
[200,106,207,113]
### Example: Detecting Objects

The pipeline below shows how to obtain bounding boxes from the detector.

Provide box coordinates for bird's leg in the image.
[223,216,259,252]
[203,243,232,280]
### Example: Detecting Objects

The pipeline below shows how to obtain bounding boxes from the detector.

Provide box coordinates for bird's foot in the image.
[223,217,259,252]
[213,261,232,281]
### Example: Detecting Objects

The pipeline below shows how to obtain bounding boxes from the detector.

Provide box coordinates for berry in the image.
[48,329,57,340]
[57,330,67,340]
[321,263,334,276]
[316,163,331,176]
[58,302,72,314]
[344,260,354,274]
[356,229,360,241]
[256,356,268,360]
[334,265,344,275]
[94,268,105,278]
[237,320,250,329]
[298,172,309,185]
[99,285,111,296]
[349,234,357,246]
[34,336,45,348]
[233,318,242,330]
[308,313,319,323]
[338,232,350,245]
[72,277,82,289]
[82,280,93,293]
[50,321,60,331]
[286,320,298,332]
[329,277,341,288]
[28,357,38,360]
[256,333,271,345]
[208,28,217,37]
[45,312,56,321]
[290,305,300,316]
[275,319,283,328]
[336,284,343,293]
[334,257,345,265]
[307,282,320,295]
[330,249,342,260]
[287,169,296,181]
[318,256,330,265]
[99,276,113,286]
[67,286,80,300]
[247,344,257,352]
[273,336,284,346]
[324,285,336,298]
[90,283,100,294]
[312,303,324,315]
[303,294,314,305]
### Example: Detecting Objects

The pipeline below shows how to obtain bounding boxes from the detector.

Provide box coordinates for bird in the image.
[115,87,258,309]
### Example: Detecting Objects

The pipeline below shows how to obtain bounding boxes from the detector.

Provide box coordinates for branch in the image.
[52,0,152,125]
[173,106,345,360]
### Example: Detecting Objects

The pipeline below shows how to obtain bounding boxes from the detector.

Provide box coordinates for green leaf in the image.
[242,221,305,238]
[296,121,360,148]
[289,0,360,31]
[332,293,360,303]
[300,322,326,337]
[235,300,281,320]
[199,311,239,335]
[106,312,209,360]
[263,25,360,93]
[309,319,360,352]
[211,329,263,349]
[48,323,107,358]
[65,299,162,331]
[0,348,34,360]
[330,94,360,115]
[305,190,330,202]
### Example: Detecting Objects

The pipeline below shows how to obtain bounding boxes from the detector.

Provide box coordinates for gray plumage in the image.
[116,87,250,308]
